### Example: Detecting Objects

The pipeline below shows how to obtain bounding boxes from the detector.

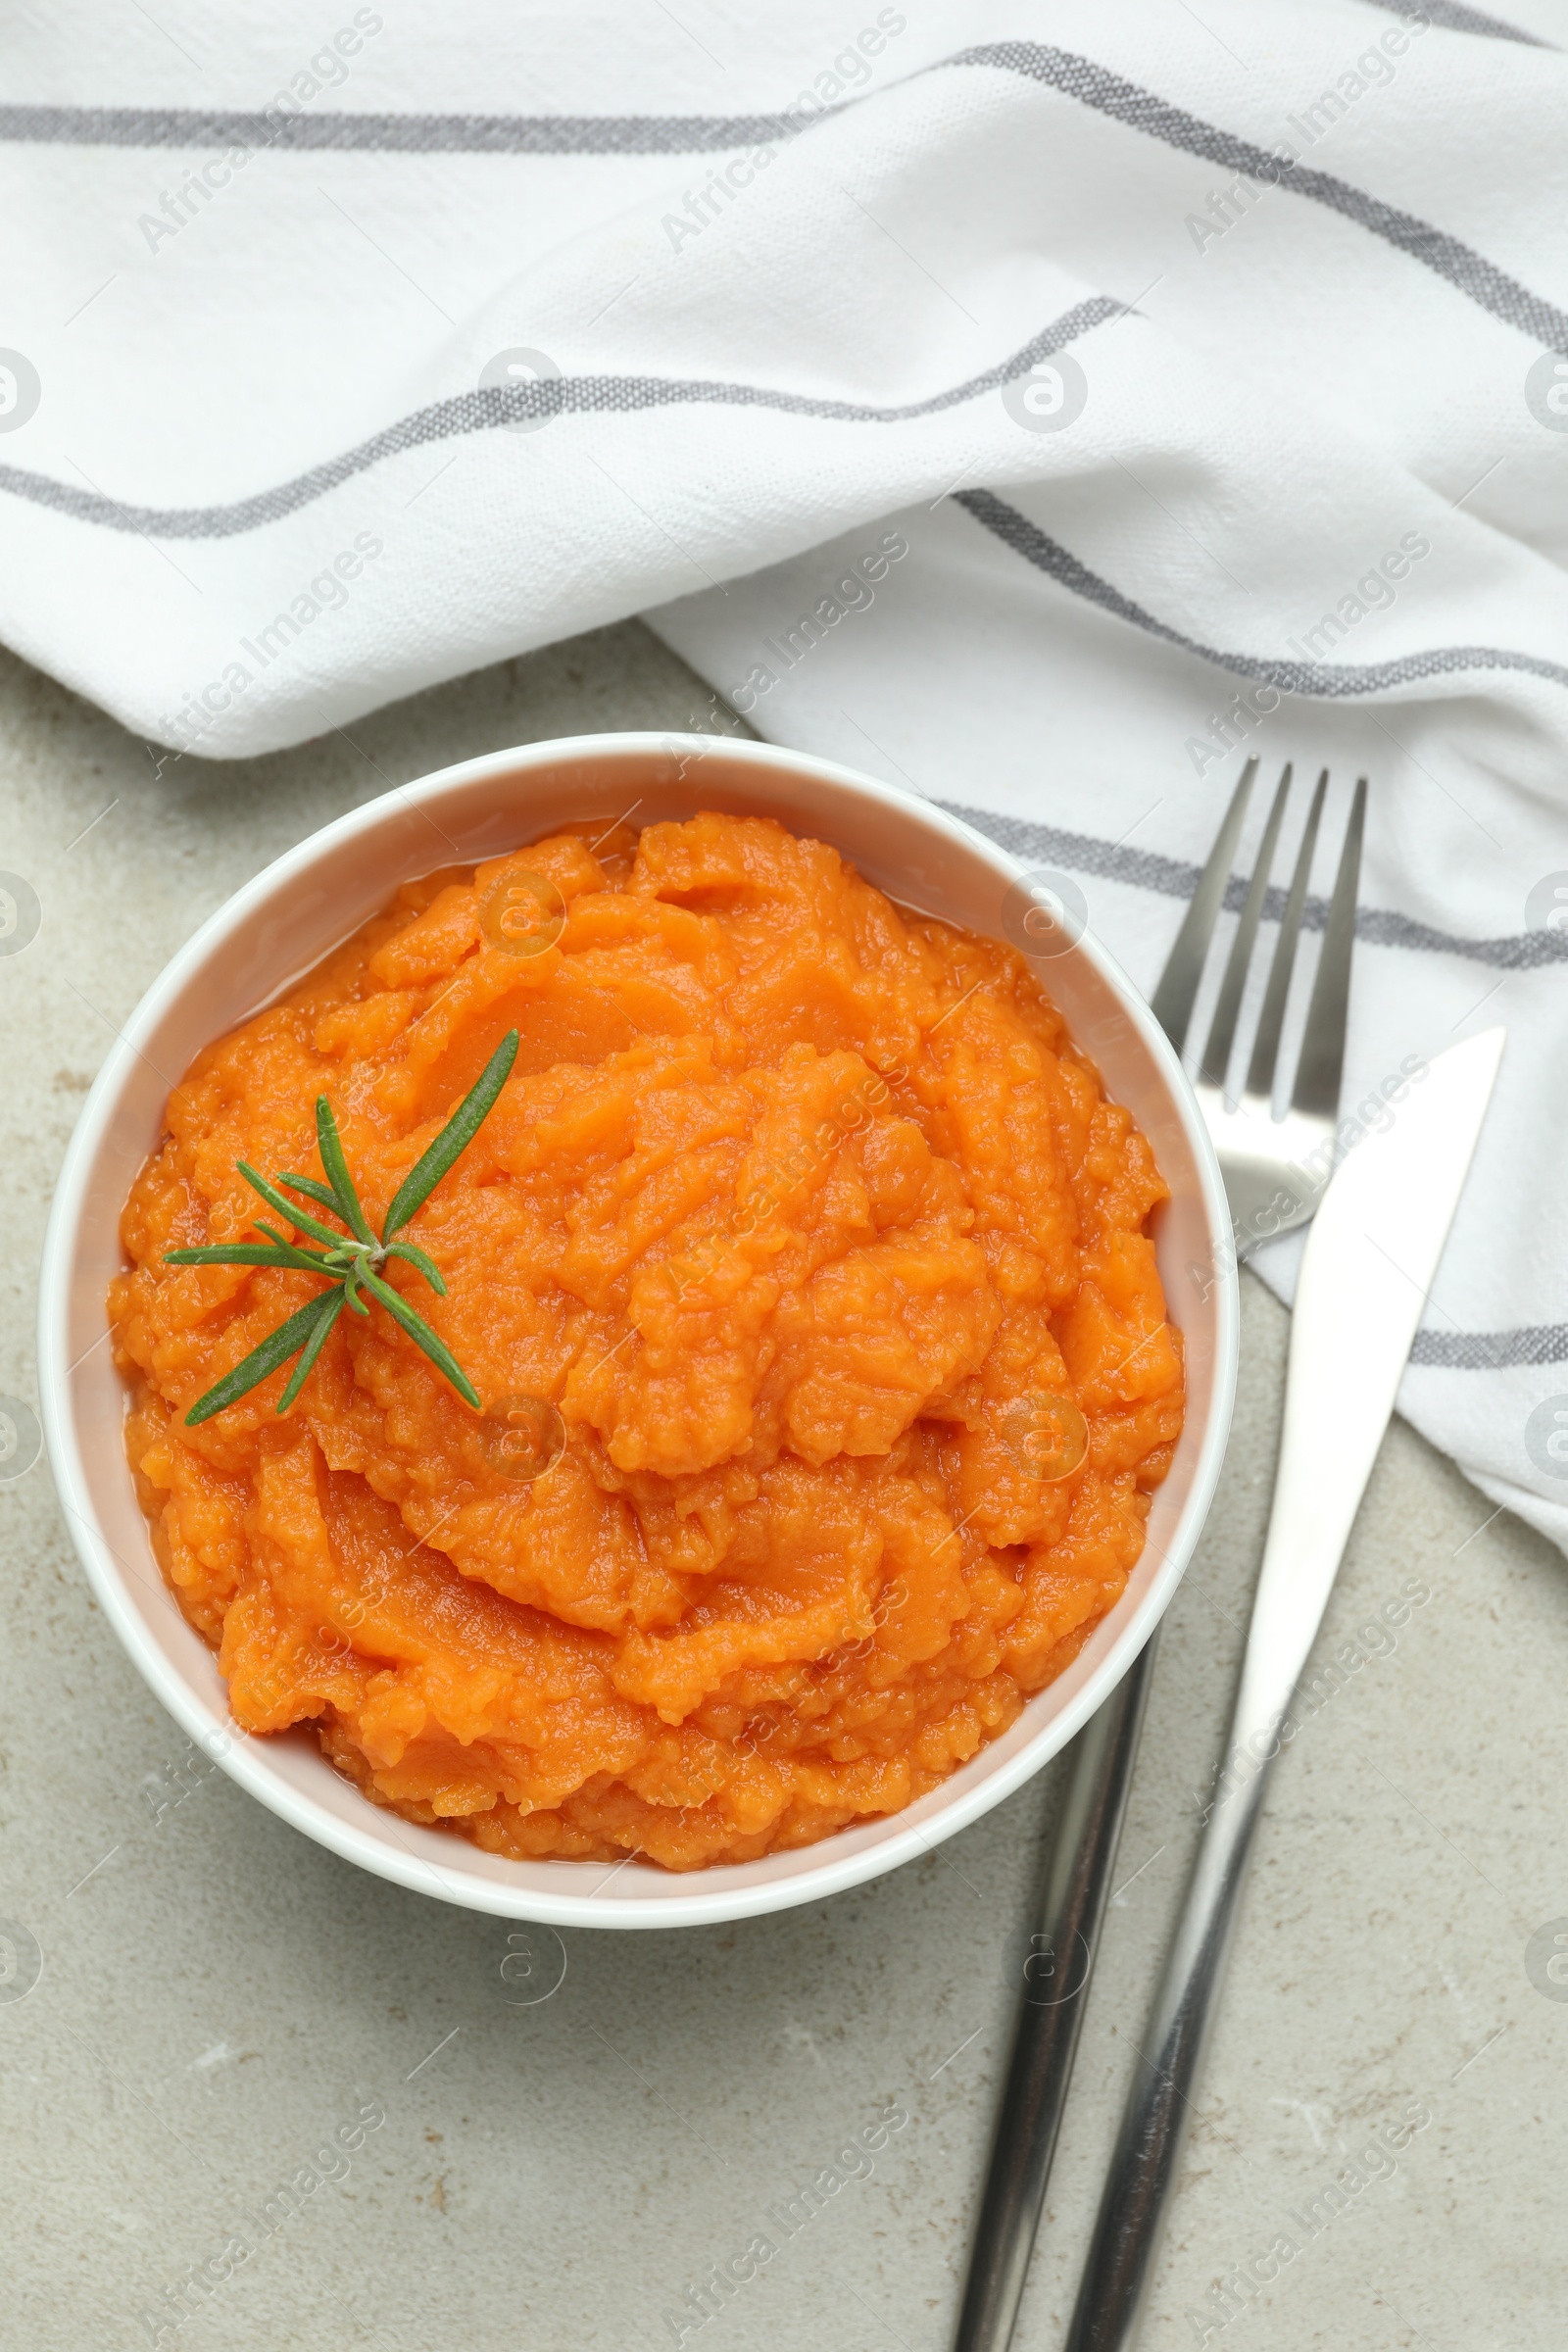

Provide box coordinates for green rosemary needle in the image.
[166,1029,519,1427]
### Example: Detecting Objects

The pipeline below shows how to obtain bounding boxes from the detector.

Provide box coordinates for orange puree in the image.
[111,812,1184,1870]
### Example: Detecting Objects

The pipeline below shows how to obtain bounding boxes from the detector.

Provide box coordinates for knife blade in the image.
[1229,1022,1505,1761]
[1062,1024,1505,2352]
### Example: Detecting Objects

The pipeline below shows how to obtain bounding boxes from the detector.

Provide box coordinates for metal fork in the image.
[952,757,1366,2352]
[1154,755,1365,1249]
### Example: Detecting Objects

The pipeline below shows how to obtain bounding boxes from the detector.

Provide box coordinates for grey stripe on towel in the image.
[955,488,1568,711]
[0,303,1123,539]
[1354,0,1553,48]
[1409,1327,1568,1368]
[950,42,1568,352]
[943,799,1568,969]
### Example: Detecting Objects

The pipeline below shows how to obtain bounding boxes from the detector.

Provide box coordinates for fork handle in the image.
[1062,1751,1272,2352]
[951,1634,1158,2352]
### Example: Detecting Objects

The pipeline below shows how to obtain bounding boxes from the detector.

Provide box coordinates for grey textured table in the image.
[3,625,1563,2351]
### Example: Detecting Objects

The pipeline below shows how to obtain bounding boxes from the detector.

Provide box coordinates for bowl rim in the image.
[39,730,1238,1929]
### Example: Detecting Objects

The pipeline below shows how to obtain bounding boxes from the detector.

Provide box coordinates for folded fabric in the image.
[4,0,1566,1546]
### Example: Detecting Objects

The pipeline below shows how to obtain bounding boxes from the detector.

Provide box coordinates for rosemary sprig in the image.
[167,1030,519,1427]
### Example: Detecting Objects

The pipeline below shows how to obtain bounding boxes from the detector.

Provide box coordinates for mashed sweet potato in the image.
[112,811,1184,1870]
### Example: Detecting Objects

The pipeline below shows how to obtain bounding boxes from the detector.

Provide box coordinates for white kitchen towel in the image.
[4,1,1567,1549]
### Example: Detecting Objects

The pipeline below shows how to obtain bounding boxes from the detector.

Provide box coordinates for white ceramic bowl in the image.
[40,732,1237,1930]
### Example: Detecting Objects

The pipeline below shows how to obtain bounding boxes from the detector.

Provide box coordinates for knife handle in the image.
[1062,1750,1272,2352]
[952,1634,1158,2352]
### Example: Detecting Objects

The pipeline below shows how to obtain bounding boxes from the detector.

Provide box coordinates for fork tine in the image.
[1149,758,1256,1052]
[1292,776,1366,1118]
[1244,767,1328,1104]
[1197,763,1292,1092]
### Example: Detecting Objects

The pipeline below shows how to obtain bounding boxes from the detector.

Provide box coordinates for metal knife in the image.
[1062,1022,1505,2352]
